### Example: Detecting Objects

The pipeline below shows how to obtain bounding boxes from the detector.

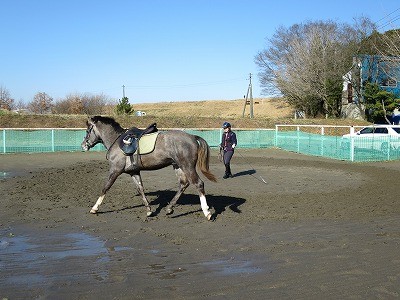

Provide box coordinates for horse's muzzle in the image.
[81,140,90,151]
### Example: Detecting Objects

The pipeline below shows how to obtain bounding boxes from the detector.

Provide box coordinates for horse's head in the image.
[81,117,103,151]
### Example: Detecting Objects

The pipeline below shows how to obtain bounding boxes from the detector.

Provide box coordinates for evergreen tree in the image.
[364,82,400,123]
[115,97,133,115]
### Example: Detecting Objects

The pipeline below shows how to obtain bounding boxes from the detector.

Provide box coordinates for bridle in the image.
[83,124,102,150]
[84,123,126,160]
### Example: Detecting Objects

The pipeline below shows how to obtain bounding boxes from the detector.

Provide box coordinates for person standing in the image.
[220,122,237,179]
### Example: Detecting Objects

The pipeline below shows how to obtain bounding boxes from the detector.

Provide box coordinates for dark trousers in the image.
[223,150,234,176]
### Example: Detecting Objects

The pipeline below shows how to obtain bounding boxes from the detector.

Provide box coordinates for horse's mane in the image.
[91,116,124,132]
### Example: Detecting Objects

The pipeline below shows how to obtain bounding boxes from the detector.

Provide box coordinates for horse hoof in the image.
[90,209,97,214]
[166,208,173,215]
[207,213,213,221]
[146,211,153,217]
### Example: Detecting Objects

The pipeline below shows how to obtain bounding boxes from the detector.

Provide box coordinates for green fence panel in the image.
[235,129,275,148]
[1,128,275,153]
[53,129,106,152]
[2,128,400,162]
[1,129,105,153]
[2,129,52,153]
[181,129,275,148]
[275,130,400,162]
[184,129,222,147]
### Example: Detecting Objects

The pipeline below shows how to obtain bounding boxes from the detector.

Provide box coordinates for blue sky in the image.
[1,0,400,104]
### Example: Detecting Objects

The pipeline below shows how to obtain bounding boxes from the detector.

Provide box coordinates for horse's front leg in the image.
[90,171,121,214]
[131,173,153,217]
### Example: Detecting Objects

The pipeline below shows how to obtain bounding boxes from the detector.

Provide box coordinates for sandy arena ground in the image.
[1,148,400,299]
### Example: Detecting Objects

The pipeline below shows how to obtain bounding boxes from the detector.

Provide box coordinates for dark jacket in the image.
[221,131,237,152]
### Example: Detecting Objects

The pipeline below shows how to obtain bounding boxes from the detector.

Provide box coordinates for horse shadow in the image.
[97,204,144,214]
[146,190,246,220]
[97,190,246,220]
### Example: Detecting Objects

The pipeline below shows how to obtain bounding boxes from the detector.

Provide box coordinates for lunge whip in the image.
[236,150,267,185]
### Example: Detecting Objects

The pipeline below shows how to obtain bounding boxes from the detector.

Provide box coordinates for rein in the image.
[85,124,125,160]
[105,129,127,160]
[84,125,98,149]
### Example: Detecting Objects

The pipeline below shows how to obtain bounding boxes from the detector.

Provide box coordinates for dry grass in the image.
[133,98,293,119]
[0,98,370,129]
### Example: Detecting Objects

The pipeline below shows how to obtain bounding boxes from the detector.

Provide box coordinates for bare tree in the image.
[53,92,111,115]
[52,93,83,114]
[81,93,111,115]
[28,92,53,114]
[255,18,376,117]
[375,29,400,57]
[15,99,27,110]
[0,86,15,110]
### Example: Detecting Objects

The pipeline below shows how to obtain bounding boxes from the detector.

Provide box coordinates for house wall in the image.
[360,55,400,97]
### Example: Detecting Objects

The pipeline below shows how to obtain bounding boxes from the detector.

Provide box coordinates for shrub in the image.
[115,97,133,115]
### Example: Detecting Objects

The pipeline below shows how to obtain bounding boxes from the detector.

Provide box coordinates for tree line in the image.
[255,16,400,122]
[0,88,133,116]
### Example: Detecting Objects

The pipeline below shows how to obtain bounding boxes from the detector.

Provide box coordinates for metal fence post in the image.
[2,130,5,153]
[350,137,355,162]
[320,126,325,156]
[51,129,55,152]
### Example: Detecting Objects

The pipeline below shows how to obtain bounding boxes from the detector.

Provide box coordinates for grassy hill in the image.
[133,98,292,119]
[0,98,369,129]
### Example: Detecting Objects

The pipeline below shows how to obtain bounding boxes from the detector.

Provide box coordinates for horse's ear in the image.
[86,116,95,126]
[90,116,101,124]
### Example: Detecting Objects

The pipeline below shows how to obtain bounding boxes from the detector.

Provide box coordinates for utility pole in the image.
[122,85,126,98]
[242,73,254,118]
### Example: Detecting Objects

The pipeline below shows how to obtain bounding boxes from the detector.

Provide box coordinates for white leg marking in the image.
[200,195,211,219]
[90,195,105,213]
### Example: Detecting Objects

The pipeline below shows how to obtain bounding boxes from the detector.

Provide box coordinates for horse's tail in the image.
[195,136,217,182]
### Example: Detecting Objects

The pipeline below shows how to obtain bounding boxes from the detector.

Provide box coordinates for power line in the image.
[376,7,400,23]
[377,15,400,30]
[376,7,400,30]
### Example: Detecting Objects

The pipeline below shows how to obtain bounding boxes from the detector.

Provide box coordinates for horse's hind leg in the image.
[187,169,212,220]
[131,173,153,217]
[195,179,213,221]
[166,167,190,215]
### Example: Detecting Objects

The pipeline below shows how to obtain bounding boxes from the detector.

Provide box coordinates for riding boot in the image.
[224,164,233,179]
[227,164,233,178]
[223,164,229,179]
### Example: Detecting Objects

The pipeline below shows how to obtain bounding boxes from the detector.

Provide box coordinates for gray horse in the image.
[81,116,217,220]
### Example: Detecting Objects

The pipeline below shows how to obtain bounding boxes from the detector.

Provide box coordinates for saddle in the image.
[118,123,158,156]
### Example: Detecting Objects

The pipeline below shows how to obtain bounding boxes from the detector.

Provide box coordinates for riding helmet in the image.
[222,122,231,128]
